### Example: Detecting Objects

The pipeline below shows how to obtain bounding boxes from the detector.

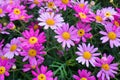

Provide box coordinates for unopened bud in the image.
[12,65,16,70]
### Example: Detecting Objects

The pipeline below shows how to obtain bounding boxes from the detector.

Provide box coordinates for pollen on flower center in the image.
[37,74,46,80]
[79,3,85,8]
[31,65,36,69]
[34,0,39,5]
[46,18,55,26]
[114,21,119,27]
[13,8,21,15]
[79,12,87,19]
[80,77,87,80]
[9,0,13,4]
[105,12,111,17]
[48,2,55,8]
[108,32,116,40]
[0,66,6,75]
[0,8,3,14]
[62,0,69,4]
[83,51,92,60]
[29,37,38,44]
[1,56,8,60]
[28,49,37,57]
[62,32,70,40]
[77,29,85,37]
[10,44,17,52]
[102,64,110,71]
[34,24,39,30]
[95,16,103,22]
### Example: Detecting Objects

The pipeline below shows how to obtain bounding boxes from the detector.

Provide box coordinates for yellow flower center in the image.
[79,12,87,19]
[20,15,25,20]
[80,77,87,80]
[37,74,46,80]
[108,32,116,40]
[29,37,38,44]
[46,18,55,26]
[105,12,111,17]
[95,16,103,22]
[13,8,21,15]
[79,3,85,8]
[83,51,92,60]
[62,32,70,40]
[48,2,55,8]
[0,56,8,60]
[102,64,110,71]
[31,65,36,69]
[9,0,13,4]
[77,29,85,37]
[34,0,39,5]
[0,8,3,14]
[10,44,17,52]
[0,66,6,75]
[114,21,119,27]
[28,49,37,57]
[34,24,39,30]
[62,0,69,4]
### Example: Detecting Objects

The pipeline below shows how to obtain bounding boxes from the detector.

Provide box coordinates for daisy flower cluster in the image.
[0,0,120,80]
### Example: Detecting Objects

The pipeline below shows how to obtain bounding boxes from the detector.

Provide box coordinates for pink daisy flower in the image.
[99,22,120,48]
[8,4,27,21]
[0,24,9,34]
[45,0,58,12]
[73,69,96,80]
[95,54,118,80]
[55,0,72,11]
[76,21,92,42]
[0,58,15,80]
[55,23,79,48]
[3,38,21,59]
[74,5,94,23]
[72,0,89,10]
[22,29,46,48]
[28,22,42,31]
[32,65,55,80]
[112,15,120,27]
[23,58,44,72]
[0,5,6,17]
[18,12,33,22]
[27,0,43,9]
[38,12,64,30]
[95,9,105,24]
[101,7,117,21]
[6,22,16,30]
[76,43,100,67]
[20,44,46,65]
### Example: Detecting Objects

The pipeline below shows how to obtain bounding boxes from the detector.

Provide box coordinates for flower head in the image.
[20,44,46,65]
[73,69,96,80]
[102,7,117,21]
[76,43,100,67]
[3,38,21,59]
[55,23,79,48]
[56,0,72,11]
[0,23,9,34]
[38,12,64,30]
[32,65,55,80]
[0,5,6,17]
[8,4,27,21]
[76,21,92,42]
[22,29,46,48]
[95,54,118,80]
[100,22,120,48]
[74,5,94,23]
[0,58,15,80]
